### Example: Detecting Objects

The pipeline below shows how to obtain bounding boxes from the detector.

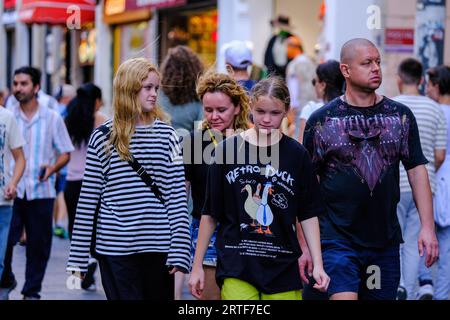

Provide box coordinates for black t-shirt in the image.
[183,129,224,220]
[203,134,325,294]
[303,96,428,248]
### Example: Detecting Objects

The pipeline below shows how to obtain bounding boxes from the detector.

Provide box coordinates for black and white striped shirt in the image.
[67,120,191,273]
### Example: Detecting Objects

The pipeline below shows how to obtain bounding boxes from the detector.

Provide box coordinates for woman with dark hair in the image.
[64,83,106,291]
[64,83,106,240]
[298,60,345,142]
[159,45,204,132]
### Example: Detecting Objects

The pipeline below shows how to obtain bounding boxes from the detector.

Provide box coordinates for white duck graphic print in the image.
[241,182,275,236]
[256,182,274,235]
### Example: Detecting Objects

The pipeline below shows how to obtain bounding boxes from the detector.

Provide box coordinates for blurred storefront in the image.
[0,0,97,93]
[158,0,218,66]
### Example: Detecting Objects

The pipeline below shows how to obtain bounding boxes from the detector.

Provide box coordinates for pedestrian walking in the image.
[392,58,447,300]
[67,58,191,300]
[0,66,74,300]
[64,83,107,291]
[417,65,450,300]
[297,60,345,143]
[0,107,26,300]
[224,41,257,93]
[52,84,77,240]
[303,38,439,300]
[183,71,251,300]
[189,77,330,300]
[159,45,204,133]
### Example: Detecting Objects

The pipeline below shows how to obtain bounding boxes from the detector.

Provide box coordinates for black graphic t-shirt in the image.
[303,96,428,248]
[203,134,325,294]
[183,129,224,220]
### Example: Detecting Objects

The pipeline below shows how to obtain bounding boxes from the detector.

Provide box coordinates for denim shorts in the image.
[190,217,218,267]
[322,239,400,300]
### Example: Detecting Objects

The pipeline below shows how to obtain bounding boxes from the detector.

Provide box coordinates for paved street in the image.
[8,237,105,300]
[7,235,194,300]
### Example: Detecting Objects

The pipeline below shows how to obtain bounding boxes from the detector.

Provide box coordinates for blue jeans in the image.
[418,225,450,300]
[0,206,13,279]
[190,218,218,267]
[397,192,421,299]
[322,239,400,300]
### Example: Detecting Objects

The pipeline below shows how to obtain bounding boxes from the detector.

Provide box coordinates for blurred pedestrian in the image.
[5,68,58,111]
[224,41,257,93]
[159,45,204,133]
[0,66,74,300]
[189,77,330,300]
[417,65,450,300]
[393,58,447,300]
[303,38,438,300]
[183,71,251,300]
[0,106,26,300]
[67,58,191,300]
[52,84,77,240]
[264,15,294,78]
[0,88,9,107]
[64,83,107,291]
[285,35,317,138]
[158,45,204,299]
[297,60,345,143]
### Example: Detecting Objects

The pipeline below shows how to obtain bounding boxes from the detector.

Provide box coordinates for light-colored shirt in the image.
[0,108,25,206]
[393,95,447,193]
[286,54,317,111]
[300,100,324,121]
[66,142,88,181]
[441,104,450,156]
[8,102,74,200]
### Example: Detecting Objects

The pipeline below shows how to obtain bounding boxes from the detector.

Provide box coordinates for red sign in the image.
[385,28,415,53]
[19,0,96,25]
[127,0,186,10]
[4,0,16,10]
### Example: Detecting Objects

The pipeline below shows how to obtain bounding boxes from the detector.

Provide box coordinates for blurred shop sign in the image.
[129,0,187,10]
[4,0,16,10]
[1,10,17,26]
[104,0,126,15]
[385,28,414,53]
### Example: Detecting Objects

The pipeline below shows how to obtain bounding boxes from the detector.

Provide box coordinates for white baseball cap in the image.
[225,41,253,69]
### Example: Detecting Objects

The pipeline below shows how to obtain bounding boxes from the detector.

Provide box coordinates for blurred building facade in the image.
[0,0,449,112]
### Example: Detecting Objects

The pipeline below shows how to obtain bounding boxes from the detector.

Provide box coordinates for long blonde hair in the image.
[110,57,168,161]
[196,71,251,131]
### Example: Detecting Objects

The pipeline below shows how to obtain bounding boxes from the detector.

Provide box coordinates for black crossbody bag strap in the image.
[90,124,110,258]
[127,156,165,205]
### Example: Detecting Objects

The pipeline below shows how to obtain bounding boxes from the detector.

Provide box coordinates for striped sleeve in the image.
[436,106,448,150]
[67,129,107,273]
[161,129,191,272]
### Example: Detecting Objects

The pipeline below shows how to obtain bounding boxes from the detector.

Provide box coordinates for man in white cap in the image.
[225,41,257,93]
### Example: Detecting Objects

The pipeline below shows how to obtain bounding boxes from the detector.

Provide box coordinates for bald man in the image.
[303,38,438,300]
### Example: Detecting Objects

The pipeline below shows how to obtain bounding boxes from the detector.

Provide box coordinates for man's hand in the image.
[39,165,55,182]
[418,227,439,268]
[312,266,330,293]
[4,183,17,200]
[298,248,313,284]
